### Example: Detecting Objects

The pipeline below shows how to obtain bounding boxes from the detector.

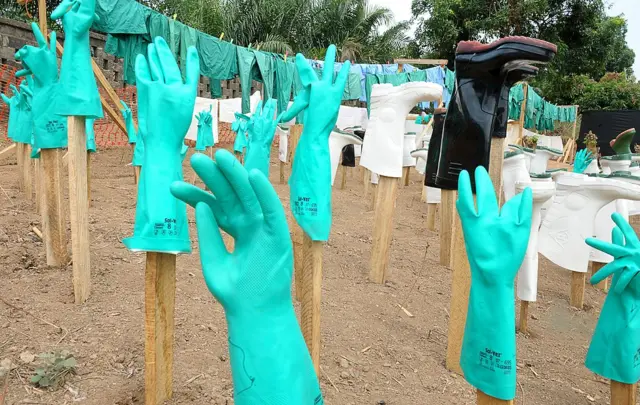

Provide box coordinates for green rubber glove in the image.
[585,213,640,384]
[278,45,351,241]
[245,99,278,177]
[119,101,137,144]
[15,24,68,149]
[51,0,103,118]
[86,118,96,153]
[169,150,323,404]
[1,82,32,144]
[132,134,144,167]
[458,166,533,400]
[30,131,40,159]
[122,36,199,254]
[195,105,214,151]
[232,112,249,154]
[573,149,593,174]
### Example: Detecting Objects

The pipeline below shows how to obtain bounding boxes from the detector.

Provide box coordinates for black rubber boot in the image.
[424,108,447,187]
[341,130,364,167]
[493,62,539,138]
[435,37,557,190]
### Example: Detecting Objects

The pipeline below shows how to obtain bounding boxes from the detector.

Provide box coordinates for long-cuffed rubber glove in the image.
[15,23,67,149]
[1,83,32,144]
[86,118,96,153]
[232,113,250,154]
[51,0,103,118]
[278,45,350,241]
[120,101,137,144]
[169,150,323,404]
[573,149,593,174]
[195,105,214,151]
[585,213,640,384]
[458,166,533,400]
[1,85,21,143]
[122,37,199,254]
[245,99,278,177]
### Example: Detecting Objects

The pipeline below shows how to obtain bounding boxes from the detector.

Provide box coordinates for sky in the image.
[371,0,640,75]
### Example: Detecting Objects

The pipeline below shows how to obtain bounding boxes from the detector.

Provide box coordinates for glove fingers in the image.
[135,53,152,86]
[49,31,57,54]
[191,153,240,221]
[1,94,10,104]
[335,60,351,94]
[323,45,337,83]
[612,226,624,247]
[456,170,476,218]
[154,37,182,85]
[15,69,31,78]
[184,47,201,89]
[475,166,499,217]
[296,53,318,88]
[611,212,636,243]
[147,42,165,83]
[215,149,262,217]
[516,187,533,226]
[195,202,230,283]
[30,22,47,47]
[248,169,288,233]
[614,267,639,295]
[280,91,308,123]
[589,259,625,285]
[585,236,627,258]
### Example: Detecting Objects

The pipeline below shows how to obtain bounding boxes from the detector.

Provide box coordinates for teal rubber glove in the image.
[245,99,278,177]
[1,84,20,142]
[86,118,96,153]
[232,112,249,154]
[169,150,323,404]
[122,36,199,254]
[195,105,214,151]
[573,149,593,174]
[30,131,40,159]
[51,0,103,118]
[278,45,350,241]
[1,82,32,144]
[119,101,137,144]
[132,133,144,167]
[458,166,533,400]
[585,213,640,384]
[15,24,68,149]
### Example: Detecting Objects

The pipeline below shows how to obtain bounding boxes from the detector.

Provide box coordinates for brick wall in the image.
[0,17,258,99]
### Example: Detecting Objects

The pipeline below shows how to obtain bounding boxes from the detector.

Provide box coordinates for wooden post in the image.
[403,167,410,186]
[301,234,323,375]
[0,143,16,160]
[363,168,370,198]
[369,183,378,211]
[591,261,609,291]
[426,204,437,231]
[144,252,176,405]
[519,300,529,333]
[611,381,636,405]
[280,161,285,184]
[339,164,347,189]
[15,143,25,192]
[369,176,399,284]
[41,149,67,266]
[421,185,427,203]
[446,138,505,374]
[87,152,92,207]
[22,145,33,201]
[516,84,528,145]
[34,159,41,214]
[440,190,456,267]
[67,117,90,303]
[289,124,304,301]
[570,271,585,309]
[134,166,141,185]
[477,390,513,405]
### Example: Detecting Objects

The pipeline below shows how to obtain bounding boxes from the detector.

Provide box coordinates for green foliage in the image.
[30,351,77,390]
[523,135,539,149]
[0,0,64,30]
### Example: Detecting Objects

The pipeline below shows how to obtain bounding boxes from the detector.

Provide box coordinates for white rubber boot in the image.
[530,173,554,221]
[329,128,363,185]
[600,155,631,173]
[539,172,640,273]
[629,163,640,215]
[411,148,428,175]
[583,159,600,174]
[529,146,563,174]
[516,180,556,302]
[403,133,417,168]
[360,82,443,178]
[502,149,530,201]
[523,147,535,172]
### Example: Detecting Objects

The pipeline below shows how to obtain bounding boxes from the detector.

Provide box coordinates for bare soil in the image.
[0,146,626,404]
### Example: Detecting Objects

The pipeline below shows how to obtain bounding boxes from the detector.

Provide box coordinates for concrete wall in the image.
[0,17,255,99]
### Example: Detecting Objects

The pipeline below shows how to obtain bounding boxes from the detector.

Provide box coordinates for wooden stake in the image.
[477,390,513,405]
[516,84,528,145]
[134,166,141,185]
[570,271,585,309]
[591,261,608,291]
[288,125,302,181]
[87,152,92,207]
[280,161,285,184]
[339,164,347,189]
[22,144,33,201]
[34,159,41,214]
[446,138,505,374]
[0,143,16,160]
[32,226,43,240]
[363,168,370,199]
[519,300,529,333]
[611,380,636,405]
[421,185,427,203]
[426,204,437,232]
[67,117,90,303]
[369,183,378,211]
[15,143,25,192]
[40,149,67,266]
[403,167,410,186]
[300,234,323,375]
[440,190,456,267]
[38,0,47,36]
[369,175,399,284]
[288,124,304,301]
[144,252,176,405]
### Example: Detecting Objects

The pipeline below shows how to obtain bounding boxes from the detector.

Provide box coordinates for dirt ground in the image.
[0,145,630,404]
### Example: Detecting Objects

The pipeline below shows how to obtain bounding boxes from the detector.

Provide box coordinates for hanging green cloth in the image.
[275,58,295,114]
[178,22,198,79]
[445,68,455,94]
[254,51,276,101]
[237,46,259,113]
[198,32,238,80]
[105,33,150,85]
[93,0,150,34]
[408,70,427,82]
